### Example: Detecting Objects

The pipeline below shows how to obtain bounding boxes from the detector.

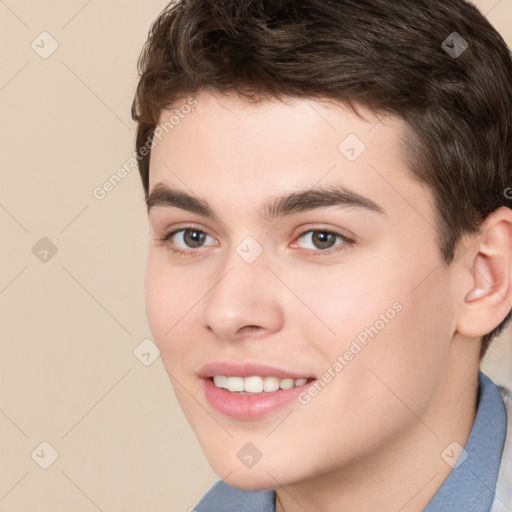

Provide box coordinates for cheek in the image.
[284,260,399,349]
[300,248,454,411]
[145,258,173,340]
[350,265,456,422]
[144,256,196,359]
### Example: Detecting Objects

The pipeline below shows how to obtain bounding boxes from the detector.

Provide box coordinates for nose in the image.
[202,249,285,342]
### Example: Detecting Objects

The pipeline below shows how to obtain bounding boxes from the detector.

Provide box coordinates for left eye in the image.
[293,229,349,251]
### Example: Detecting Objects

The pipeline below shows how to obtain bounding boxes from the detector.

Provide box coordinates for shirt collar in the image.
[425,372,507,512]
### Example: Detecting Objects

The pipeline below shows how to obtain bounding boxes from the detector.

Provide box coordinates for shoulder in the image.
[194,480,275,512]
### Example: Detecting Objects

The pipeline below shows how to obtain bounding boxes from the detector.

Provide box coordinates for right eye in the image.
[157,227,218,255]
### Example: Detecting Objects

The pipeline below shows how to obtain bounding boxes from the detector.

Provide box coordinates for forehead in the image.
[147,90,434,227]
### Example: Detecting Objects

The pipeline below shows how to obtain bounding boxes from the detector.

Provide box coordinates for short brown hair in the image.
[131,0,512,357]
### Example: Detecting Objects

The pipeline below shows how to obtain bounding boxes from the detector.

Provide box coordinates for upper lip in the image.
[199,361,315,380]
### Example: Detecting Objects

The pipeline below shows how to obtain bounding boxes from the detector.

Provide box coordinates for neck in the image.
[275,360,479,512]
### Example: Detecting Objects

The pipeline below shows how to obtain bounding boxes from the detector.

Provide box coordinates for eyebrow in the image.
[146,182,385,221]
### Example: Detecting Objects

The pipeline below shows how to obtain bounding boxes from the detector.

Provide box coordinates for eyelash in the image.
[156,225,354,258]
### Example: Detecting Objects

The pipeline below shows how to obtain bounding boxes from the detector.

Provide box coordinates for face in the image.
[145,90,460,490]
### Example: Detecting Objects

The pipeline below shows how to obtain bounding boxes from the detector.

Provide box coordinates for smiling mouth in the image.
[212,375,315,394]
[203,372,317,419]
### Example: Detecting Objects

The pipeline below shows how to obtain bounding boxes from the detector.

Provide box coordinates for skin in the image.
[144,90,512,512]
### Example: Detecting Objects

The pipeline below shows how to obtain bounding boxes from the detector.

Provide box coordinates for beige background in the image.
[0,1,511,510]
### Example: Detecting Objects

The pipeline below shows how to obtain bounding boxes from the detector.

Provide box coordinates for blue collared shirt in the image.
[195,372,507,512]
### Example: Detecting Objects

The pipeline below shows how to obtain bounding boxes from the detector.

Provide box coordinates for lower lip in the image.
[203,378,315,420]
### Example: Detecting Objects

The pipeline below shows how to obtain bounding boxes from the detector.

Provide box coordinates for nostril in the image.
[238,325,262,335]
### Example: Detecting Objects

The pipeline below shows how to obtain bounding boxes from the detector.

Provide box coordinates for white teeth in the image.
[263,376,280,392]
[279,378,294,390]
[213,375,227,388]
[244,376,264,393]
[226,376,244,392]
[213,375,309,393]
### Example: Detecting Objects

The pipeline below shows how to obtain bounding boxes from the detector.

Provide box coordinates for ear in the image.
[457,206,512,338]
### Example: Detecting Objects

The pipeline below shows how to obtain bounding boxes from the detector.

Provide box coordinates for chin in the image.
[204,449,302,491]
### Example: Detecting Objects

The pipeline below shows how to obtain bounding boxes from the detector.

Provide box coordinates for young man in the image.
[131,0,512,510]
